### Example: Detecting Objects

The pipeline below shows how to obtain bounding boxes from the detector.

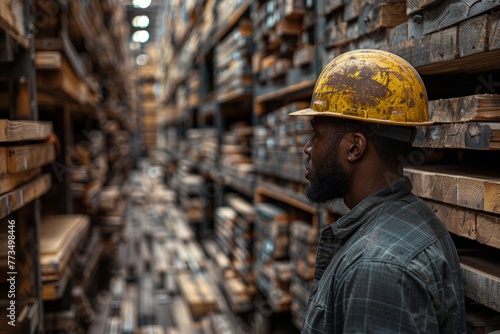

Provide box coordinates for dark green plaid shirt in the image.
[302,177,466,333]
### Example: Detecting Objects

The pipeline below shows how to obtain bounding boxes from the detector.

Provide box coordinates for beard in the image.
[305,152,350,204]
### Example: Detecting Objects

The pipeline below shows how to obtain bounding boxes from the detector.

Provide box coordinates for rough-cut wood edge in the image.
[0,173,51,219]
[0,120,53,142]
[424,199,500,250]
[0,168,40,196]
[461,255,500,313]
[413,122,500,150]
[422,0,500,35]
[0,140,56,174]
[40,214,90,275]
[428,95,500,123]
[405,165,500,214]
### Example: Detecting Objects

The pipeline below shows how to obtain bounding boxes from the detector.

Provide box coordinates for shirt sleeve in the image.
[333,260,441,333]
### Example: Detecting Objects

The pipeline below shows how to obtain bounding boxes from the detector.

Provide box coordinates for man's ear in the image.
[345,132,368,162]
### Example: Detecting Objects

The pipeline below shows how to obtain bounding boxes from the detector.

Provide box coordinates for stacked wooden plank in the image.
[212,193,257,313]
[70,130,108,213]
[289,220,317,329]
[215,19,253,102]
[185,128,218,163]
[386,0,500,74]
[93,185,127,249]
[253,202,293,312]
[253,0,313,92]
[40,214,90,301]
[214,206,237,256]
[226,193,257,313]
[226,193,256,284]
[220,123,255,195]
[140,45,160,150]
[253,102,309,186]
[323,0,408,62]
[0,120,54,218]
[174,160,206,224]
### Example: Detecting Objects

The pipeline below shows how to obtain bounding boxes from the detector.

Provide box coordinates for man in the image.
[289,49,466,333]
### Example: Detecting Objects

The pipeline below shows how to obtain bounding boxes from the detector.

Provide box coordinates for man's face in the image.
[304,117,350,203]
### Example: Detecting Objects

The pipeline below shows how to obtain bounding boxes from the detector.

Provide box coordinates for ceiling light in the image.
[132,30,150,43]
[132,0,151,8]
[136,54,150,66]
[132,15,150,28]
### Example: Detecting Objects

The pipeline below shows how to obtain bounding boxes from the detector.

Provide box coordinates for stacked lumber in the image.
[212,193,258,313]
[253,0,312,91]
[226,193,256,283]
[215,19,253,102]
[289,220,317,328]
[93,185,127,249]
[173,160,206,224]
[106,128,133,177]
[323,0,408,61]
[0,120,54,218]
[220,122,255,195]
[188,69,201,108]
[214,206,237,256]
[253,102,309,185]
[40,214,90,301]
[388,0,500,74]
[216,0,251,39]
[141,44,160,151]
[184,128,218,163]
[70,130,108,213]
[254,202,293,312]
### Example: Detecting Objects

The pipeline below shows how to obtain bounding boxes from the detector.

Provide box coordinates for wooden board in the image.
[461,255,500,313]
[0,120,53,142]
[0,168,40,196]
[405,165,500,214]
[170,297,195,334]
[413,122,500,150]
[177,273,217,318]
[42,268,71,301]
[428,94,500,123]
[425,199,500,249]
[0,173,51,219]
[36,55,90,105]
[40,214,90,275]
[0,140,56,174]
[422,0,500,35]
[459,14,488,57]
[429,26,457,63]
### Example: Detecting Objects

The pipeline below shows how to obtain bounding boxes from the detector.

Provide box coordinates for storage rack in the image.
[157,0,500,332]
[1,0,137,333]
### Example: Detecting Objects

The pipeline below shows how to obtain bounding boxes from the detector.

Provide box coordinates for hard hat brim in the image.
[289,108,434,126]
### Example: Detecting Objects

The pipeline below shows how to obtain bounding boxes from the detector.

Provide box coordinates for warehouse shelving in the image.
[156,0,500,332]
[1,0,137,333]
[0,1,51,333]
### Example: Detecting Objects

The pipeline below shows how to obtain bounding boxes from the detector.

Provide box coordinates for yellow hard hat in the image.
[290,49,432,126]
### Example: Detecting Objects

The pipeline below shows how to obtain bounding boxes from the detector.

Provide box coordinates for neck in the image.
[343,167,401,209]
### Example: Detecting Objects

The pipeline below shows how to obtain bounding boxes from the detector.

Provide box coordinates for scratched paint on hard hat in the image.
[290,49,432,126]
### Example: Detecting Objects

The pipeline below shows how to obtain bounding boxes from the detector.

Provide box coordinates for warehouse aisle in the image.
[86,160,299,334]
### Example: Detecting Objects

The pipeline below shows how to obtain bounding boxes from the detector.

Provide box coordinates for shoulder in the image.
[355,194,450,265]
